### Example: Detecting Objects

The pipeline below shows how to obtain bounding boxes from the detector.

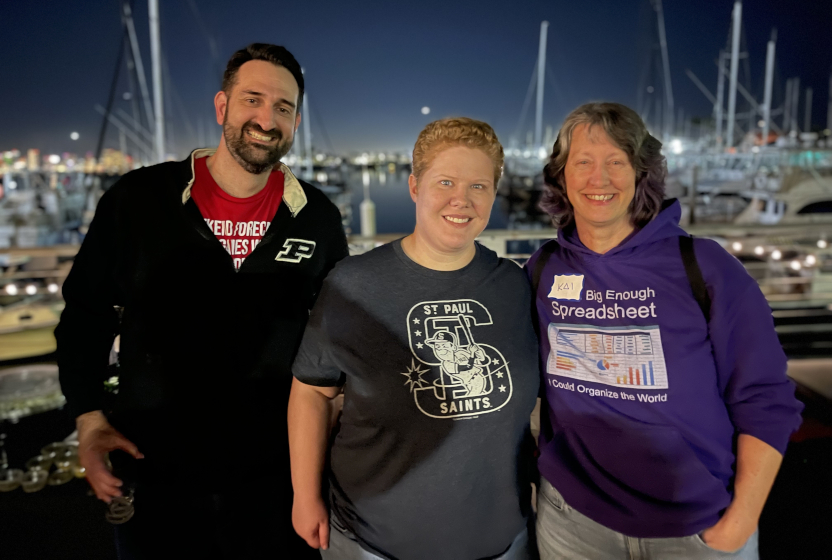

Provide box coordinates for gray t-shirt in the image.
[293,240,539,560]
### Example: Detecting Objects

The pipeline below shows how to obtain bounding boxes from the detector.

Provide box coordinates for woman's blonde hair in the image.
[411,117,504,186]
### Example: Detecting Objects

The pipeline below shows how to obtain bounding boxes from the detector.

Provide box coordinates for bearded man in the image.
[56,44,347,559]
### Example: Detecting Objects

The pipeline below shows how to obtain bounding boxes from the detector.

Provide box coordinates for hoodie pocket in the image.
[560,420,728,513]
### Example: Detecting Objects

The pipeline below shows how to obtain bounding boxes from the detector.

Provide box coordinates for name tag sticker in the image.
[548,274,584,301]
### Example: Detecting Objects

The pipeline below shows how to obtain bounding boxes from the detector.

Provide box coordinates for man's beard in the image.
[223,117,293,175]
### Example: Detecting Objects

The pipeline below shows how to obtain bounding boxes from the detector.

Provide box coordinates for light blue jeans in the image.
[322,515,535,560]
[536,479,759,560]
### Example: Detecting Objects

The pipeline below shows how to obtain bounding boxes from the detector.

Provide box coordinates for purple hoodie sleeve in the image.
[697,239,803,454]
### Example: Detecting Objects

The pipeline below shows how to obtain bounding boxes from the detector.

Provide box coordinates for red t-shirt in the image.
[190,157,284,270]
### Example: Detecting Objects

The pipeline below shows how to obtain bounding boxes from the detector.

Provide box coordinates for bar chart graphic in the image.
[547,323,668,390]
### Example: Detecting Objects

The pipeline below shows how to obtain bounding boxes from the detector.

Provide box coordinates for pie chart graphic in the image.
[597,359,610,371]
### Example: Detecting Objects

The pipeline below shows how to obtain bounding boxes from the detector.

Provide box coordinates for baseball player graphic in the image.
[425,315,490,397]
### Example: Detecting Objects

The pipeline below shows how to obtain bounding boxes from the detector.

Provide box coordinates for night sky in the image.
[3,0,831,157]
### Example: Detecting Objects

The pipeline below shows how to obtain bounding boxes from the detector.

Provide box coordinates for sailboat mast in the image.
[791,78,800,134]
[303,92,313,180]
[122,2,154,135]
[715,50,726,149]
[534,21,549,152]
[726,1,742,148]
[654,0,675,140]
[149,0,165,162]
[827,70,832,133]
[761,31,776,147]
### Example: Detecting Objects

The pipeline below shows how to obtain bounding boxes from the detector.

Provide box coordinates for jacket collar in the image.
[180,148,307,217]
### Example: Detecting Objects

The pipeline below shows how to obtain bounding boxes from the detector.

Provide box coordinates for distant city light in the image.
[47,283,59,294]
[805,255,817,266]
[421,106,430,115]
[819,239,828,249]
[771,250,782,261]
[25,284,37,295]
[731,241,742,252]
[70,132,79,141]
[48,154,61,165]
[754,245,765,256]
[790,260,801,271]
[5,284,18,296]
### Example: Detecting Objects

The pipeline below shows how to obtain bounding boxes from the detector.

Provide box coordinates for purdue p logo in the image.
[275,239,316,263]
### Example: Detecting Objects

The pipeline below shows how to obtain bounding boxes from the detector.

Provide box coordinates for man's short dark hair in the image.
[222,43,304,111]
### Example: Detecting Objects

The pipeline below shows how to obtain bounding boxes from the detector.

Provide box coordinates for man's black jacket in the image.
[56,150,349,487]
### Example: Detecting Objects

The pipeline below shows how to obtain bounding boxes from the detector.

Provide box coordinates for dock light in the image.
[5,284,18,295]
[421,106,430,115]
[805,255,817,266]
[754,245,765,256]
[790,260,802,271]
[47,283,59,294]
[670,139,683,155]
[819,239,828,249]
[25,285,37,295]
[771,250,782,261]
[731,241,742,252]
[70,132,79,141]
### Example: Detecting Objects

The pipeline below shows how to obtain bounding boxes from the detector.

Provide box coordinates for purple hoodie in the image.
[526,200,803,539]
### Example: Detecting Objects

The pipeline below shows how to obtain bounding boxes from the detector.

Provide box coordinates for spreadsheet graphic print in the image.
[547,323,669,390]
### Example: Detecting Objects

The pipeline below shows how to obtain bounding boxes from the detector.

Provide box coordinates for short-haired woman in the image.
[528,102,803,559]
[289,118,539,560]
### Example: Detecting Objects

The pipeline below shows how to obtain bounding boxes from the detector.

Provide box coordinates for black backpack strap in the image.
[679,235,711,323]
[530,241,557,340]
[530,241,557,445]
[532,241,557,296]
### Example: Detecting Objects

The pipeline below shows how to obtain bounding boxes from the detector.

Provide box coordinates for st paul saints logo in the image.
[402,299,512,419]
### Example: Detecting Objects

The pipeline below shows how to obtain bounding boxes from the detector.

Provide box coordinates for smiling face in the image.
[409,145,496,258]
[432,341,456,361]
[214,60,300,174]
[563,123,637,235]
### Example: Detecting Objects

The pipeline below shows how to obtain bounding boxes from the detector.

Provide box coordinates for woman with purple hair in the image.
[526,102,802,559]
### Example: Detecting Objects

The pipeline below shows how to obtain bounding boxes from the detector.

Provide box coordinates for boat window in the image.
[797,201,832,214]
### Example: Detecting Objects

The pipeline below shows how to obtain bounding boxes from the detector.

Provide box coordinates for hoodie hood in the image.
[558,199,687,259]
